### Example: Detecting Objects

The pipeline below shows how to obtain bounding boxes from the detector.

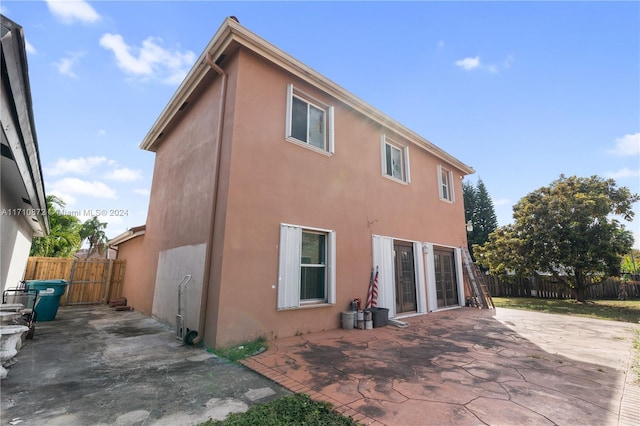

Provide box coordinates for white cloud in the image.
[98,129,106,136]
[25,40,37,55]
[437,40,445,49]
[608,133,640,156]
[99,33,196,85]
[455,56,480,70]
[456,55,515,73]
[45,156,107,176]
[133,188,150,196]
[48,190,77,206]
[45,0,100,25]
[104,168,142,182]
[49,177,117,199]
[53,51,85,78]
[605,167,640,179]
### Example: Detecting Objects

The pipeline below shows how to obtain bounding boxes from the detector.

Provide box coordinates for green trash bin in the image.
[26,280,68,321]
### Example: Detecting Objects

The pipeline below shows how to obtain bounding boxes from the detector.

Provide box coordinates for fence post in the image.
[102,260,113,304]
[64,259,77,306]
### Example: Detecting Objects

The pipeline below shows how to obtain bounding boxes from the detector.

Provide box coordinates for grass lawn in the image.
[198,394,357,426]
[492,297,640,324]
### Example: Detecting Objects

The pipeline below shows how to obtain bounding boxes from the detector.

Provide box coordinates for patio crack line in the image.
[502,378,617,415]
[484,385,560,426]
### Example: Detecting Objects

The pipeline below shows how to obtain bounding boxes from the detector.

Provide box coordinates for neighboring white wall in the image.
[152,244,205,334]
[1,191,33,290]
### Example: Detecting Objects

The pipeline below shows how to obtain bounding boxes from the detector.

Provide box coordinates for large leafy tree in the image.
[30,195,82,257]
[79,216,108,258]
[463,178,498,259]
[475,175,638,301]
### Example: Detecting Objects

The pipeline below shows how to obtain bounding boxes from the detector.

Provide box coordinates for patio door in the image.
[434,248,459,308]
[394,241,417,313]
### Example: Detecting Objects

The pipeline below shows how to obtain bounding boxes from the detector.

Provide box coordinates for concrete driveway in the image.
[241,307,640,426]
[1,306,290,425]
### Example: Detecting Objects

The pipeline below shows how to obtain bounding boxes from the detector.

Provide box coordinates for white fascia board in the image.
[1,18,49,235]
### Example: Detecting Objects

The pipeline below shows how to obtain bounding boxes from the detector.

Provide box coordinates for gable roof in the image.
[140,17,474,175]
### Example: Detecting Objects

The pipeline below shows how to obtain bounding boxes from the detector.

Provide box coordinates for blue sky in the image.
[3,1,639,248]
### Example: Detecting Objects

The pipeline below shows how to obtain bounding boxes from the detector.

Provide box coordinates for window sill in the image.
[438,197,455,204]
[285,137,333,157]
[277,302,335,311]
[382,174,409,185]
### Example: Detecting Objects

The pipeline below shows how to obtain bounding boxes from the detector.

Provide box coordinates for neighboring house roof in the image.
[108,225,146,247]
[140,17,474,176]
[0,14,49,237]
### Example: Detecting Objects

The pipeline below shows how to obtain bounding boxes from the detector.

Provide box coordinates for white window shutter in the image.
[285,84,293,139]
[454,248,464,306]
[404,146,411,183]
[277,224,301,310]
[380,135,387,176]
[413,242,426,313]
[327,230,336,304]
[371,235,396,318]
[425,243,437,312]
[437,165,443,199]
[449,171,455,202]
[327,106,335,154]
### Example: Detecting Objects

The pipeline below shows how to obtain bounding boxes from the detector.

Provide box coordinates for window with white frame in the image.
[278,224,336,309]
[381,135,410,183]
[437,165,454,202]
[286,84,334,154]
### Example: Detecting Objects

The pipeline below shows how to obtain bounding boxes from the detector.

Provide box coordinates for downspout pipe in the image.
[193,53,227,345]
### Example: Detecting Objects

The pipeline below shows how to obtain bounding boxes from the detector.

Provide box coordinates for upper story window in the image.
[438,165,455,202]
[381,135,410,184]
[286,84,334,154]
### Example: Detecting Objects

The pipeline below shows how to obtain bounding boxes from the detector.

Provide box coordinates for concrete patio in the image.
[241,307,640,425]
[0,306,290,425]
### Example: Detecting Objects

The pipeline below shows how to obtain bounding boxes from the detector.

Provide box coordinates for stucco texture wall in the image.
[210,48,469,347]
[115,235,151,314]
[141,69,224,330]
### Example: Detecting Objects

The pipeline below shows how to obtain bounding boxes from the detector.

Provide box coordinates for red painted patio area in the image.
[241,307,639,426]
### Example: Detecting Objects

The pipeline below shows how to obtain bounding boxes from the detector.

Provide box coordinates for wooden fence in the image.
[485,275,640,300]
[22,257,126,306]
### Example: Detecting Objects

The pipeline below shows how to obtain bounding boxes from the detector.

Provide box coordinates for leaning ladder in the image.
[461,247,495,309]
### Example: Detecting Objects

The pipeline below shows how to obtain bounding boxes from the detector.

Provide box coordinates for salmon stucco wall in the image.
[209,49,469,347]
[117,235,151,314]
[141,68,227,329]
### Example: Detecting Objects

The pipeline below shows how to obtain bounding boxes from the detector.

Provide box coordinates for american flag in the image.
[366,267,379,309]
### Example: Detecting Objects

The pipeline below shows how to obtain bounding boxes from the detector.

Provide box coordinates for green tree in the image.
[463,178,498,259]
[30,195,82,257]
[475,175,638,302]
[79,216,108,258]
[621,249,640,278]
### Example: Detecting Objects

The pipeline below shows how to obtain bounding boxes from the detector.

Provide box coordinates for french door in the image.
[394,241,417,313]
[434,248,459,308]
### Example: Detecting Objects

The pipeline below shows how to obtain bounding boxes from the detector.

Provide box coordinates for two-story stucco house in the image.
[115,17,475,348]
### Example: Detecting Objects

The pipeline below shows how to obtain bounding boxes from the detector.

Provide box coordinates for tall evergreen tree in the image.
[463,178,498,260]
[473,179,498,245]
